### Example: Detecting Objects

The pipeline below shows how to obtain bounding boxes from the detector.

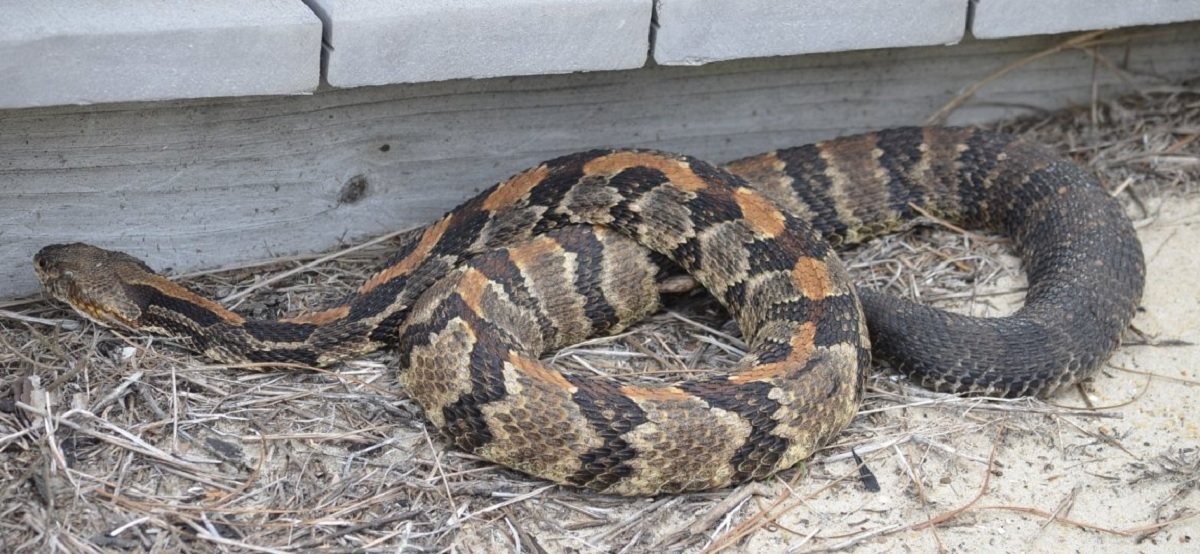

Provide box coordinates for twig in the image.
[656,483,768,548]
[0,308,79,330]
[219,226,420,304]
[927,30,1110,124]
[809,523,903,552]
[907,428,1004,532]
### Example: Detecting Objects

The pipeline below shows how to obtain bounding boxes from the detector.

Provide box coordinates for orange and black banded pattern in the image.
[395,149,866,494]
[34,127,1144,495]
[724,127,1144,396]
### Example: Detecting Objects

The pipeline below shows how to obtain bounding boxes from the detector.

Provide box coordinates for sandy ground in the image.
[1,89,1198,553]
[732,196,1200,553]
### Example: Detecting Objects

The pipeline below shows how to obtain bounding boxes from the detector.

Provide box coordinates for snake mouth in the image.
[49,287,136,330]
[33,269,64,300]
[73,302,129,328]
[32,261,69,303]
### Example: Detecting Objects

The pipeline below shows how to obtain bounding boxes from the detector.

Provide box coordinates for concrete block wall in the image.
[972,0,1200,39]
[652,0,966,66]
[0,0,322,108]
[308,0,653,87]
[1,0,1199,108]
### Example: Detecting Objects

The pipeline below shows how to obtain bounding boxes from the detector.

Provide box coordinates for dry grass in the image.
[2,68,1199,553]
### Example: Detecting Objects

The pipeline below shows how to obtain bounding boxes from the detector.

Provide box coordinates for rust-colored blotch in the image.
[508,351,577,392]
[733,187,786,237]
[729,321,817,383]
[583,152,709,193]
[618,384,692,402]
[283,305,349,325]
[454,267,493,316]
[481,164,550,212]
[792,256,834,301]
[506,235,566,273]
[152,278,247,325]
[359,215,455,294]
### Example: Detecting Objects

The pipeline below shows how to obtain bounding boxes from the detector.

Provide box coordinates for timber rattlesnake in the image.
[35,127,1144,495]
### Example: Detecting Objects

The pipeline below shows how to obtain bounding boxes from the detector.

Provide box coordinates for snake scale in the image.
[35,127,1144,495]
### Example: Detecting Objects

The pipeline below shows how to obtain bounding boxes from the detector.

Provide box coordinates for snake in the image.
[34,127,1144,495]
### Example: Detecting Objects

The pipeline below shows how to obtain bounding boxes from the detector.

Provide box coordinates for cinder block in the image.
[653,0,966,66]
[0,0,322,109]
[973,0,1200,39]
[310,0,653,88]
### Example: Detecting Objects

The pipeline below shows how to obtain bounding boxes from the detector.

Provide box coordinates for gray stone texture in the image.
[973,0,1200,38]
[310,0,653,87]
[653,0,966,66]
[0,0,322,109]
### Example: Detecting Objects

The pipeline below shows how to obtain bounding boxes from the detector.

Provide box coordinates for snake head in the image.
[34,243,153,329]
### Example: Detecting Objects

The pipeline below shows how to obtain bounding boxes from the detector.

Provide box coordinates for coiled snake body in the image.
[35,127,1144,495]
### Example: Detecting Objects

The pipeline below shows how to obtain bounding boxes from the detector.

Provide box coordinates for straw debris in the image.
[2,75,1198,553]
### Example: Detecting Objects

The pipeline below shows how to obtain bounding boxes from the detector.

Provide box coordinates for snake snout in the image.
[33,244,83,291]
[34,244,87,276]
